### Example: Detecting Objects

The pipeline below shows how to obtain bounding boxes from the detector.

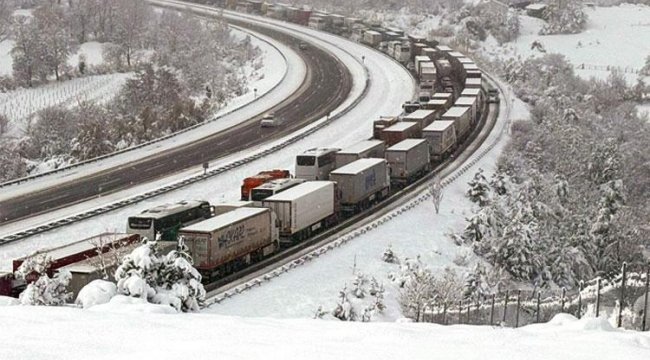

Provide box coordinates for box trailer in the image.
[462,87,483,105]
[12,233,140,281]
[412,42,427,57]
[249,178,305,204]
[386,139,430,185]
[180,207,279,278]
[261,181,337,242]
[465,77,483,90]
[381,121,422,147]
[403,109,437,129]
[363,30,383,47]
[466,69,482,79]
[435,59,453,78]
[336,140,386,168]
[455,96,479,124]
[329,158,390,212]
[432,92,454,106]
[423,120,457,159]
[419,62,437,85]
[414,56,430,76]
[442,106,472,140]
[422,99,448,111]
[373,116,399,139]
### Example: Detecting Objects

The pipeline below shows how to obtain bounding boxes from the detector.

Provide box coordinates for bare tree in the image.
[11,15,42,87]
[34,5,75,81]
[428,177,444,214]
[111,0,151,68]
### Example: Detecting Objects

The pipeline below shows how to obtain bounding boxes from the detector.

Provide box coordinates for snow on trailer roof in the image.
[463,63,479,70]
[420,62,436,69]
[455,97,477,106]
[443,106,471,118]
[338,140,384,155]
[263,181,334,202]
[448,51,465,58]
[432,92,452,99]
[331,158,385,175]
[466,78,482,85]
[423,120,455,132]
[526,3,547,10]
[387,138,427,152]
[458,57,474,64]
[436,45,453,52]
[384,121,419,132]
[15,233,134,264]
[365,30,382,35]
[427,99,448,106]
[462,88,481,96]
[181,207,268,233]
[254,178,304,190]
[404,109,436,120]
[137,200,207,220]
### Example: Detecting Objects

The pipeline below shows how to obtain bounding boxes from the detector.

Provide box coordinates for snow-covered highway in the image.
[0,1,416,271]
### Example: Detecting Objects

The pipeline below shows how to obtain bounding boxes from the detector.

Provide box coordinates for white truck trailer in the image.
[261,181,338,242]
[386,139,430,186]
[441,106,472,140]
[454,96,479,124]
[423,120,457,160]
[180,207,279,280]
[329,158,390,212]
[335,140,386,168]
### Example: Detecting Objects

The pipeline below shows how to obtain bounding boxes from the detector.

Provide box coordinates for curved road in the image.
[0,18,352,224]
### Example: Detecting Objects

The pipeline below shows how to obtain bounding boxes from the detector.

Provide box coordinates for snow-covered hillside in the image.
[485,4,650,82]
[0,300,648,360]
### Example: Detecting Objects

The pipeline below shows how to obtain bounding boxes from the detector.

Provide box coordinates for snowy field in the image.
[483,4,650,83]
[0,300,648,360]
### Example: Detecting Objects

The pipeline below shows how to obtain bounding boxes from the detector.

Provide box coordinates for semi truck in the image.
[329,158,390,212]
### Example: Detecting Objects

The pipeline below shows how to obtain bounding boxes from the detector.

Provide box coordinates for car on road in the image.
[299,42,308,50]
[260,112,278,127]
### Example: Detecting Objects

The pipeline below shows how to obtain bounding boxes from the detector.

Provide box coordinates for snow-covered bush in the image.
[381,245,399,264]
[114,238,206,312]
[75,280,117,309]
[19,270,72,306]
[327,274,386,322]
[467,169,490,207]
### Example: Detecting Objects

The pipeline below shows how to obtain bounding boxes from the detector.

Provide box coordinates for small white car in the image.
[260,113,277,127]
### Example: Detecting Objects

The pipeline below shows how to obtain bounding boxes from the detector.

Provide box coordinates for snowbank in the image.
[0,305,648,360]
[88,295,177,314]
[0,295,19,306]
[75,280,117,309]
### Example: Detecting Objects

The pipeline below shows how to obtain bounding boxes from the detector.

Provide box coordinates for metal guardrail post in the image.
[515,290,521,328]
[502,290,509,325]
[536,292,541,323]
[618,262,627,328]
[596,278,601,317]
[490,294,495,326]
[642,266,649,331]
[577,281,583,319]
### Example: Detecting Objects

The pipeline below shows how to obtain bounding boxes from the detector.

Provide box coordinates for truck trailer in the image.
[402,109,437,130]
[423,120,457,160]
[261,181,338,242]
[329,158,390,212]
[180,207,279,280]
[381,121,422,147]
[442,106,472,141]
[386,139,430,186]
[335,140,386,168]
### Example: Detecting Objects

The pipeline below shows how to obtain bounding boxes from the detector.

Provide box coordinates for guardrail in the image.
[0,25,290,190]
[0,10,375,246]
[206,71,511,305]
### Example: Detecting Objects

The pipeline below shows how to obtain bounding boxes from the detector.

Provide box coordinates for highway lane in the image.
[0,18,352,225]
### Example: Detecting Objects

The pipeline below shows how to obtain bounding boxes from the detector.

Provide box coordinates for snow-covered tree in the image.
[640,54,650,76]
[332,286,356,321]
[114,238,206,312]
[16,255,72,306]
[467,168,490,207]
[33,5,75,81]
[11,15,43,87]
[0,0,13,41]
[540,0,587,35]
[109,0,151,68]
[381,245,399,264]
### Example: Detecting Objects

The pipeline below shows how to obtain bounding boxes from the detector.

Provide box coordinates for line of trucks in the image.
[0,1,496,300]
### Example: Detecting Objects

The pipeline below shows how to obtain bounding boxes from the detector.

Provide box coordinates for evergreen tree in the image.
[467,168,490,207]
[381,245,399,264]
[332,286,356,321]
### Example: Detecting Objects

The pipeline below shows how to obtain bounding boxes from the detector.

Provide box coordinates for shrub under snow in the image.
[75,280,117,309]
